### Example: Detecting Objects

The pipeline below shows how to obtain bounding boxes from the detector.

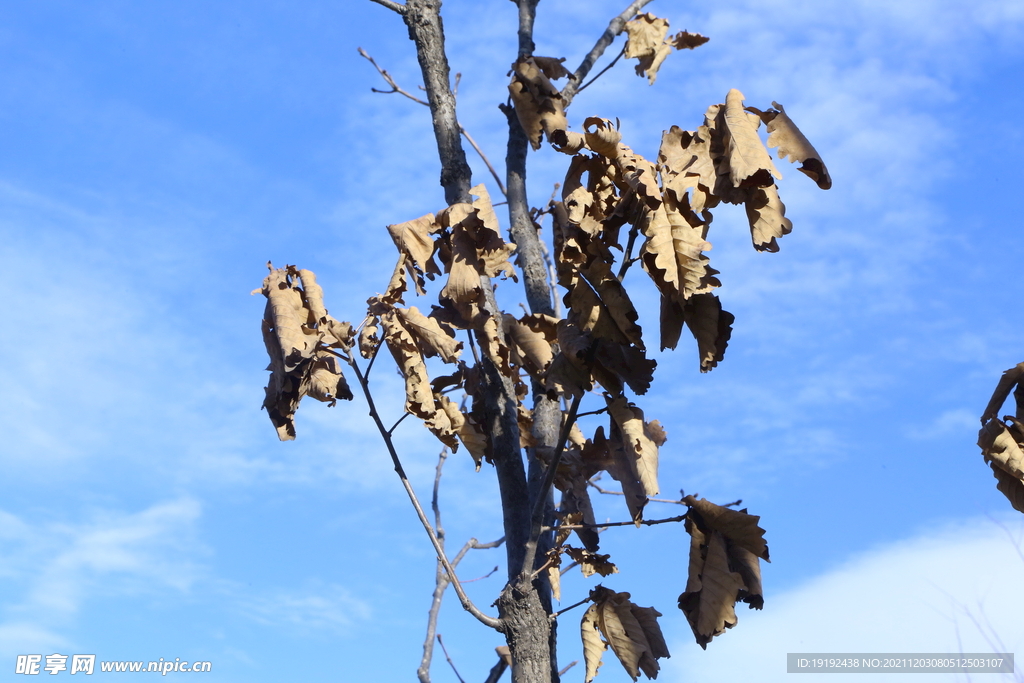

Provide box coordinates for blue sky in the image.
[2,0,1023,681]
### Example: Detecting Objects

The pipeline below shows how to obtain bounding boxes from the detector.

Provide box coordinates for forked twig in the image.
[346,354,501,630]
[358,48,507,196]
[562,0,656,107]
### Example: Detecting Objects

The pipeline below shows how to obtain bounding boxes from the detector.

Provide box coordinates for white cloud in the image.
[668,514,1024,682]
[236,581,372,635]
[0,499,206,657]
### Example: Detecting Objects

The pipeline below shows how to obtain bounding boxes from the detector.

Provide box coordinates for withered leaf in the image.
[532,55,574,81]
[623,13,672,85]
[509,57,568,149]
[394,306,462,363]
[678,529,744,648]
[682,293,734,372]
[755,102,832,190]
[722,89,779,188]
[585,585,671,681]
[380,307,434,420]
[745,183,792,253]
[683,495,770,560]
[606,396,660,497]
[671,31,710,50]
[640,192,716,304]
[582,603,607,683]
[258,265,354,440]
[566,546,619,578]
[387,213,442,294]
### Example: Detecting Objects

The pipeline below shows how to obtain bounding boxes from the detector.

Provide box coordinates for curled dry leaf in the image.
[978,364,1024,513]
[257,265,354,440]
[606,396,661,497]
[387,213,442,294]
[721,89,779,188]
[581,426,648,524]
[508,57,568,149]
[582,585,670,682]
[566,546,619,578]
[754,102,832,190]
[678,527,744,648]
[623,13,672,85]
[683,495,770,560]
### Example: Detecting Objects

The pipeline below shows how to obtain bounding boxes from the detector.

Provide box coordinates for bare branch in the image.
[436,635,467,683]
[358,48,505,194]
[558,661,579,676]
[588,480,689,506]
[460,126,508,197]
[574,45,625,95]
[520,391,584,580]
[544,513,687,531]
[462,566,499,583]
[483,656,509,683]
[551,596,591,619]
[369,0,407,14]
[347,355,501,630]
[561,0,656,107]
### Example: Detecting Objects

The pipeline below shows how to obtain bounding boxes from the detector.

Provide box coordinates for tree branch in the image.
[561,0,656,108]
[369,0,407,14]
[519,391,584,581]
[573,45,625,95]
[436,634,467,683]
[347,354,501,630]
[358,47,507,196]
[544,513,687,531]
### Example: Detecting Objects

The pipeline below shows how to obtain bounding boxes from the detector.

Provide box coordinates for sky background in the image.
[1,0,1023,681]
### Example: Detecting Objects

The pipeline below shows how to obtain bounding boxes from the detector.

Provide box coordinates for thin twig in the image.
[575,408,608,419]
[520,392,584,580]
[364,337,382,378]
[436,635,467,683]
[575,45,625,95]
[558,661,579,676]
[462,566,499,583]
[588,480,688,505]
[544,513,687,531]
[551,595,591,619]
[562,0,656,107]
[368,0,407,14]
[347,355,501,630]
[617,224,642,281]
[460,126,507,197]
[359,47,507,197]
[388,411,412,435]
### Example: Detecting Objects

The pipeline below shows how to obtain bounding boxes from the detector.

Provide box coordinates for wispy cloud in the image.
[236,581,372,635]
[0,499,205,657]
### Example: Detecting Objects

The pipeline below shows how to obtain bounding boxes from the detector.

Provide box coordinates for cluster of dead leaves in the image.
[581,585,670,682]
[255,265,354,441]
[678,497,769,648]
[978,362,1024,512]
[623,13,709,84]
[544,90,828,375]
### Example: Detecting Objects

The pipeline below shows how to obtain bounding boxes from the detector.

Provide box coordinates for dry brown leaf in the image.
[992,464,1024,513]
[728,543,764,610]
[671,31,710,50]
[380,308,435,421]
[586,586,670,681]
[581,603,607,683]
[394,306,462,363]
[548,562,562,602]
[755,102,832,190]
[509,57,568,149]
[582,426,648,524]
[981,362,1024,423]
[387,213,442,294]
[358,314,380,359]
[533,55,574,81]
[606,396,660,497]
[679,529,744,648]
[623,13,671,85]
[979,419,1024,479]
[722,89,779,188]
[503,313,555,378]
[681,293,734,372]
[258,266,354,440]
[640,193,716,303]
[566,546,619,578]
[745,183,792,253]
[683,495,770,560]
